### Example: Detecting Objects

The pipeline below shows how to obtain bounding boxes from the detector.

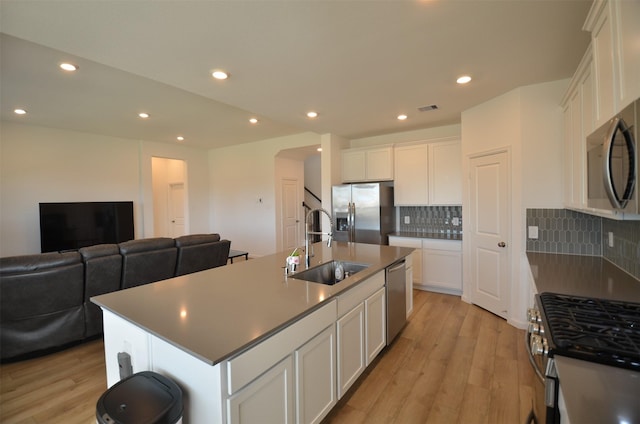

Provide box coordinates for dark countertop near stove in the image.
[526,252,640,424]
[526,252,640,302]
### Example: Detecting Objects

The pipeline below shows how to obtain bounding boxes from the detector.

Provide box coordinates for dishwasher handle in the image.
[387,260,405,273]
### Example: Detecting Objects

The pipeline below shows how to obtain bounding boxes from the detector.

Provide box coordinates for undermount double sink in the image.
[289,260,369,285]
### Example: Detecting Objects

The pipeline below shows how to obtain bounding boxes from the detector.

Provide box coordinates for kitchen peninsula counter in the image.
[92,241,412,366]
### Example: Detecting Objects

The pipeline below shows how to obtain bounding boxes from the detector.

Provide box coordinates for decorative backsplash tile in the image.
[399,206,462,235]
[526,208,640,280]
[603,219,640,280]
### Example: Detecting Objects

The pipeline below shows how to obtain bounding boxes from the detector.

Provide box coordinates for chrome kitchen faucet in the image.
[305,208,333,267]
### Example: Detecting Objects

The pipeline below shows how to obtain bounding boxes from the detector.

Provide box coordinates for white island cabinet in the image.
[103,299,337,424]
[336,270,385,398]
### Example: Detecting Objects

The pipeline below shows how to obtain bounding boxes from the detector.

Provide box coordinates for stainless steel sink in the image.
[289,260,369,285]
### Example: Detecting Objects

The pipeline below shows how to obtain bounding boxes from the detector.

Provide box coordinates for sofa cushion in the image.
[174,233,221,247]
[0,251,85,360]
[175,239,231,276]
[79,244,122,338]
[119,238,177,289]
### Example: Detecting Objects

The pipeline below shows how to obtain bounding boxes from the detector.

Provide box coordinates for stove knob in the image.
[530,335,548,356]
[527,308,541,323]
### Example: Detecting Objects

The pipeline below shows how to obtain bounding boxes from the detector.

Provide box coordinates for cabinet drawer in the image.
[337,271,385,317]
[422,239,462,252]
[226,300,337,394]
[389,236,422,249]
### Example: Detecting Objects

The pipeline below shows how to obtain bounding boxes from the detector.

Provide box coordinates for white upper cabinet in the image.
[562,48,593,210]
[429,140,462,205]
[341,146,393,182]
[394,143,429,205]
[393,139,461,206]
[584,0,640,128]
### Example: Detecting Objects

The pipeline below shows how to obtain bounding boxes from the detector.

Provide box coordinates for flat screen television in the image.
[39,201,134,253]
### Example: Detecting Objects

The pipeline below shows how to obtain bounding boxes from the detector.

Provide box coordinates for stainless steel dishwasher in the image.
[385,259,406,345]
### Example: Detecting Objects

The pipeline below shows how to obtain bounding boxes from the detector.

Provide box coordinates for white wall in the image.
[461,79,567,328]
[209,132,322,257]
[0,122,211,256]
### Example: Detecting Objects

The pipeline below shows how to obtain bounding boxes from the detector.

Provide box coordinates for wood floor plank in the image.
[1,290,535,424]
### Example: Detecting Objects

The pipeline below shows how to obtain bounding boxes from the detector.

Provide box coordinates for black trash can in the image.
[96,371,183,424]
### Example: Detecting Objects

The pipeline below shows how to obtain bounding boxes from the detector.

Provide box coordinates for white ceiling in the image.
[0,0,592,150]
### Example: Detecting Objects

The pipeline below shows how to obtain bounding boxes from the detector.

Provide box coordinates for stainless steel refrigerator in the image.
[332,182,395,245]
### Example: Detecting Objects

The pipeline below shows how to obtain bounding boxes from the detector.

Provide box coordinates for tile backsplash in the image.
[399,206,462,234]
[526,208,640,280]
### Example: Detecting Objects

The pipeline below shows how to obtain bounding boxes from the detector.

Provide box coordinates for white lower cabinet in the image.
[365,287,386,366]
[336,270,386,399]
[228,356,294,424]
[295,326,336,424]
[421,239,462,295]
[337,303,365,398]
[404,254,413,318]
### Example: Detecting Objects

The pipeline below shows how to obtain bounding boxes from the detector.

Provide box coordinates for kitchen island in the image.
[93,241,413,423]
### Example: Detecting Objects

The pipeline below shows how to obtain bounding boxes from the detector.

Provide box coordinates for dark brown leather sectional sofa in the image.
[0,234,230,361]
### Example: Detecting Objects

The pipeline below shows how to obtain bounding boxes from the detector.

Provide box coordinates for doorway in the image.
[151,157,189,238]
[468,150,510,318]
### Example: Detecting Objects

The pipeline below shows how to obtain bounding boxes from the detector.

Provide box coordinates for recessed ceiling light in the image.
[317,147,322,152]
[60,63,78,72]
[457,75,472,84]
[212,70,229,80]
[249,118,258,124]
[176,136,185,141]
[397,114,408,120]
[138,112,150,119]
[14,108,27,115]
[307,111,318,118]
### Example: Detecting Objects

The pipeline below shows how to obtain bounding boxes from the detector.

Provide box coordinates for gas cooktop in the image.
[537,292,640,371]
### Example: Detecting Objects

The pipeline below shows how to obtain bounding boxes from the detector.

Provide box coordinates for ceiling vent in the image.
[418,104,438,112]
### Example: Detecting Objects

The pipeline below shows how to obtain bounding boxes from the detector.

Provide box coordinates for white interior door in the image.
[168,182,186,237]
[282,178,300,252]
[468,151,509,318]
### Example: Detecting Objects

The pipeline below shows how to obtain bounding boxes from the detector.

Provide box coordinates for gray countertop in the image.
[526,252,640,424]
[92,242,413,366]
[526,252,640,302]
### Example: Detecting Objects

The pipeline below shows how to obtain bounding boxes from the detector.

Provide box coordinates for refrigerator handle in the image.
[351,202,356,242]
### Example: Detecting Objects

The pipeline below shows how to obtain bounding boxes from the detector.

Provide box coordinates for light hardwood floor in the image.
[0,290,534,423]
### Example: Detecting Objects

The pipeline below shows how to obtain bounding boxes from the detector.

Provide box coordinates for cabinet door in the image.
[591,2,616,126]
[394,144,428,205]
[618,0,640,107]
[429,140,462,205]
[422,248,462,294]
[366,147,393,181]
[342,150,366,182]
[228,356,294,424]
[365,287,386,366]
[295,326,336,424]
[405,265,413,318]
[336,303,365,399]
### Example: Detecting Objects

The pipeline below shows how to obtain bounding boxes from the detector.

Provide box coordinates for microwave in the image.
[586,98,639,216]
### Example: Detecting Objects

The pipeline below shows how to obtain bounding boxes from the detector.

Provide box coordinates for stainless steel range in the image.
[526,292,640,424]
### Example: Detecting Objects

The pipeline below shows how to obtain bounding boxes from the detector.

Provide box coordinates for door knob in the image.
[498,242,506,248]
